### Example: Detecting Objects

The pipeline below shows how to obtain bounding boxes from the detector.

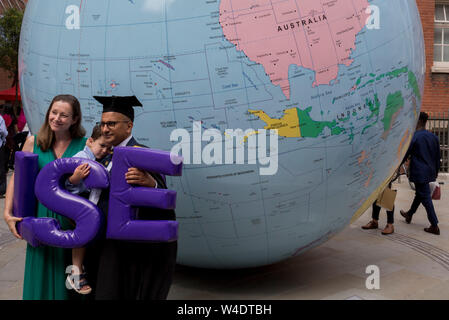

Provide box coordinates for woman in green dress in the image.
[3,94,87,300]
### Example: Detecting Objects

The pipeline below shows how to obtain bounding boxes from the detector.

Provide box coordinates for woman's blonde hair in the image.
[36,95,86,151]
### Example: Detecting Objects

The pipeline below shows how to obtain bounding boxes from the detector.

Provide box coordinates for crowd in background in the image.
[0,102,28,197]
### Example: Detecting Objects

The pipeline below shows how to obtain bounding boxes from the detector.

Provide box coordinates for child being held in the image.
[65,125,111,295]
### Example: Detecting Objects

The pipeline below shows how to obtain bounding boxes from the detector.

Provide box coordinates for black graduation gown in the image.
[86,137,177,300]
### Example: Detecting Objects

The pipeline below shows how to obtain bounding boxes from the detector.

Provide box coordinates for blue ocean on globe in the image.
[19,0,424,268]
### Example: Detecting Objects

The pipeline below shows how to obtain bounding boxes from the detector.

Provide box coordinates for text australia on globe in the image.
[219,0,370,99]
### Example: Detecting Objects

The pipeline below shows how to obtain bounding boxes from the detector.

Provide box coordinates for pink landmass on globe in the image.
[219,0,370,99]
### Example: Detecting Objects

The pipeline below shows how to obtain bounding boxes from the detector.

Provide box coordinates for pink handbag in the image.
[430,182,441,200]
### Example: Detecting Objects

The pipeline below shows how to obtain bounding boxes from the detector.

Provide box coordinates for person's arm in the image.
[65,163,90,195]
[68,163,90,185]
[3,135,35,239]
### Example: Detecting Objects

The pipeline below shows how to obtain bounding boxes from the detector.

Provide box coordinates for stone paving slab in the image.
[0,176,448,300]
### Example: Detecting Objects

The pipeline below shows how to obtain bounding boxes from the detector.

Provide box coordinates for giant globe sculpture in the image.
[19,0,424,269]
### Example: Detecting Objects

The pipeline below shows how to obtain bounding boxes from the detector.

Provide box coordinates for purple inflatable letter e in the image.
[106,147,182,242]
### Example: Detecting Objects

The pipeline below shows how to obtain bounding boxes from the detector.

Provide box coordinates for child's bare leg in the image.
[72,247,86,273]
[71,247,91,292]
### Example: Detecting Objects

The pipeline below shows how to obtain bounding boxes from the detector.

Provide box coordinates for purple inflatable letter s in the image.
[14,153,109,248]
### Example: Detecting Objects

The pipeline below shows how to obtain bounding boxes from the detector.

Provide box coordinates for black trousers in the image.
[372,202,394,224]
[0,145,8,195]
[85,237,178,300]
[408,182,439,226]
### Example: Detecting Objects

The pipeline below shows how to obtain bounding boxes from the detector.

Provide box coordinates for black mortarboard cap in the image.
[93,95,143,122]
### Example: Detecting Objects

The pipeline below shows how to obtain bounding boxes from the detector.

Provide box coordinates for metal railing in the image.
[428,111,449,173]
[0,0,26,12]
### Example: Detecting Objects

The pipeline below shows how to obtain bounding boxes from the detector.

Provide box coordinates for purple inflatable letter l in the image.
[13,152,39,246]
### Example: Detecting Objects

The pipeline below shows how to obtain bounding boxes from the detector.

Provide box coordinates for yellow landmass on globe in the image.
[248,109,301,138]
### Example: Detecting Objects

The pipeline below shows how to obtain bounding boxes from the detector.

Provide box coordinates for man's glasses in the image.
[96,121,129,129]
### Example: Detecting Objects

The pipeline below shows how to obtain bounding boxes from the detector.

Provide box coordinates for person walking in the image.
[0,114,8,197]
[361,168,402,235]
[362,201,395,234]
[9,107,28,169]
[400,112,441,235]
[2,104,18,170]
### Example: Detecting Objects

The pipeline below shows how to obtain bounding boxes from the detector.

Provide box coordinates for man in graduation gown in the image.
[87,95,177,300]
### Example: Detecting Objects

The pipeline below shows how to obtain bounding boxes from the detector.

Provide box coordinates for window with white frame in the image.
[434,4,449,72]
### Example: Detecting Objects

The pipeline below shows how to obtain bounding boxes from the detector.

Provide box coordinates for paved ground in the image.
[1,173,448,300]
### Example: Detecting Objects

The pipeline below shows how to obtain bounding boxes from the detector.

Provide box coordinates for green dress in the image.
[22,136,87,300]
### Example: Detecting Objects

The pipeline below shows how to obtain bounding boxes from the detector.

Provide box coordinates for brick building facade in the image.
[0,1,447,113]
[416,0,449,114]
